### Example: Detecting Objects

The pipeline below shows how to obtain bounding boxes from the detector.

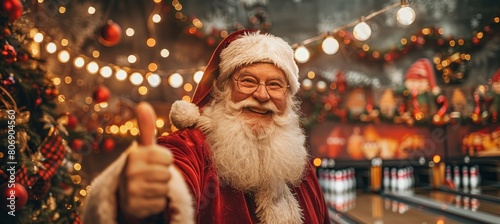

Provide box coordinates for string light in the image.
[115,69,127,81]
[294,45,310,63]
[397,0,416,26]
[126,28,135,36]
[152,14,161,23]
[321,36,340,55]
[353,18,372,41]
[46,42,57,53]
[168,73,183,88]
[57,50,70,63]
[99,66,113,78]
[193,70,204,83]
[73,56,85,68]
[129,72,144,85]
[147,73,161,87]
[86,61,99,74]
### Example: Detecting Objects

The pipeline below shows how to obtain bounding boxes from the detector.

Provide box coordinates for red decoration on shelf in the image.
[0,182,28,210]
[98,20,122,47]
[92,85,111,103]
[71,139,84,151]
[432,95,450,126]
[1,0,23,21]
[102,138,115,152]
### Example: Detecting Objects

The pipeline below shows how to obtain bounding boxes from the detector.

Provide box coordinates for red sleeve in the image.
[293,163,331,224]
[157,129,207,208]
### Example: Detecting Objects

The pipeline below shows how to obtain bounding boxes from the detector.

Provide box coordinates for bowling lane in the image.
[324,191,462,224]
[418,189,500,216]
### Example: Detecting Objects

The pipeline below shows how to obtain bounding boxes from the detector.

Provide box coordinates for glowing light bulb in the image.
[46,42,57,53]
[294,46,310,63]
[100,66,113,78]
[147,73,161,87]
[58,50,70,63]
[129,72,144,86]
[169,73,183,88]
[397,6,416,25]
[302,79,312,91]
[86,61,99,74]
[115,69,127,81]
[321,36,339,55]
[193,70,204,83]
[353,21,371,41]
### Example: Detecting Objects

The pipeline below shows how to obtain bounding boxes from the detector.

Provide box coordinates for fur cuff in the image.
[167,166,195,224]
[82,142,133,224]
[169,100,200,130]
[82,142,195,224]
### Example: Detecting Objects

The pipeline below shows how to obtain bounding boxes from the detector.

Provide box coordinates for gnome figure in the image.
[400,58,448,125]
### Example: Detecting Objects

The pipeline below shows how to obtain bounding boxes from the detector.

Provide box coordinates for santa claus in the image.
[82,30,330,223]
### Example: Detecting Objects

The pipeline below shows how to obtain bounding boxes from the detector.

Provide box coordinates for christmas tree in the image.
[0,1,83,223]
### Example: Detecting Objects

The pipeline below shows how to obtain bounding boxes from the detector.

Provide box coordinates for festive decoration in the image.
[0,0,23,22]
[487,68,500,122]
[98,20,122,47]
[92,85,111,103]
[0,4,83,223]
[102,138,115,152]
[0,182,28,209]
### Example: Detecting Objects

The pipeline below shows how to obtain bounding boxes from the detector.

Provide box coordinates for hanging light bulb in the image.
[294,45,310,63]
[321,36,339,55]
[169,73,183,88]
[397,0,415,26]
[353,18,371,41]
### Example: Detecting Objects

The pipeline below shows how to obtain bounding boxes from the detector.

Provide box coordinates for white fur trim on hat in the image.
[169,100,201,130]
[218,31,300,95]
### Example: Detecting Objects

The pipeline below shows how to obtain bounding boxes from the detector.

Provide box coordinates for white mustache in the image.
[232,98,279,113]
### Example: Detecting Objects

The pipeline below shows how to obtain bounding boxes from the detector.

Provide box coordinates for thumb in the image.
[135,102,157,146]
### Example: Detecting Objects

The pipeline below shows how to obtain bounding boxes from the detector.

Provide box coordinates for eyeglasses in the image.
[233,75,289,98]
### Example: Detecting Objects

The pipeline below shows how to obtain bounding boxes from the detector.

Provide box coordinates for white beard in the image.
[197,91,308,223]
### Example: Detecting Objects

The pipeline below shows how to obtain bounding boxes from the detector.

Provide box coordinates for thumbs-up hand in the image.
[120,102,173,219]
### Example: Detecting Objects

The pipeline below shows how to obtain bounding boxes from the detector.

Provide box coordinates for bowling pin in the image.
[397,169,405,191]
[462,166,469,190]
[446,166,452,182]
[453,166,460,189]
[391,168,397,191]
[383,167,390,190]
[470,166,479,190]
[334,170,343,194]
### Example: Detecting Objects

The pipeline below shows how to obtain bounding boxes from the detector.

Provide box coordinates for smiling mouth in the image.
[247,107,271,114]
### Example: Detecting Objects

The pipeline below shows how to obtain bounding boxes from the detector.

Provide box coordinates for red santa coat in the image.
[158,128,331,224]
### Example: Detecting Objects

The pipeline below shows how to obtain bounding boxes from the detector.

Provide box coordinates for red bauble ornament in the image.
[92,85,111,103]
[17,52,28,62]
[66,114,78,130]
[35,97,42,107]
[2,43,17,63]
[102,138,115,152]
[0,182,28,209]
[98,20,122,47]
[71,139,84,151]
[1,0,23,21]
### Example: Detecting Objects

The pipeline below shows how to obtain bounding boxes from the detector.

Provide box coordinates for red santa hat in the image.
[405,58,437,89]
[169,29,300,129]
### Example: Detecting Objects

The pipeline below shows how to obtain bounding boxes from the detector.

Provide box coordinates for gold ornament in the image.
[47,194,57,211]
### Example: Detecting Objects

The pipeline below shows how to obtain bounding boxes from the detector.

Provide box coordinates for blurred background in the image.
[3,0,500,222]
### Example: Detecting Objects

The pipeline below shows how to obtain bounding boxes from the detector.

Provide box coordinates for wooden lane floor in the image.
[324,191,462,223]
